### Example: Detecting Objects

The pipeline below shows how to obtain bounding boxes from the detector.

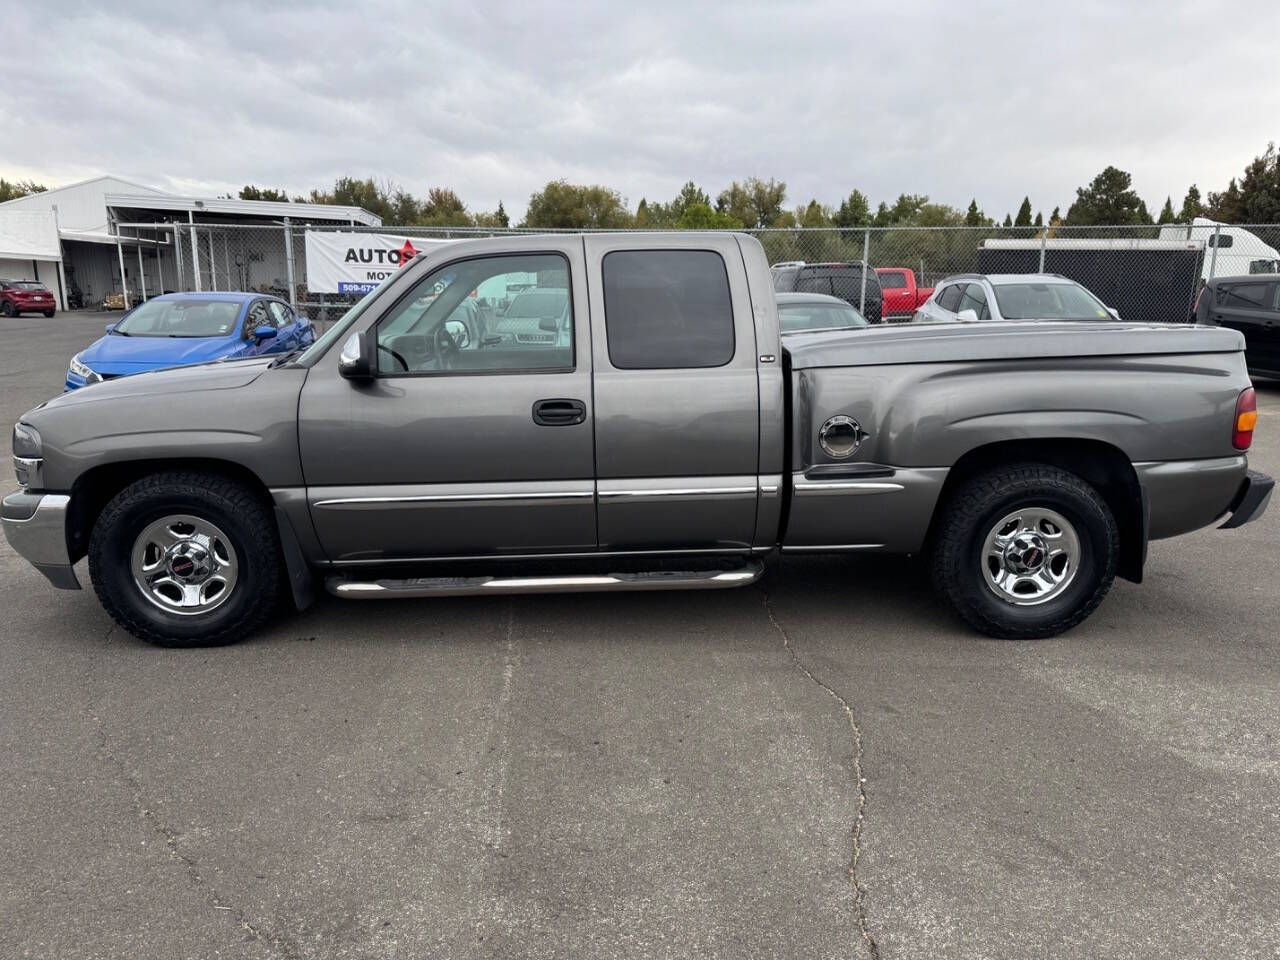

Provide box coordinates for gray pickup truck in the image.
[3,233,1273,646]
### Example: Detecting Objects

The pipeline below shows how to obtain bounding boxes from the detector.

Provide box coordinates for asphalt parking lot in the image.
[2,310,1278,960]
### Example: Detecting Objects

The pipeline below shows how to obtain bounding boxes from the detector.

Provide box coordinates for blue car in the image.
[66,292,314,390]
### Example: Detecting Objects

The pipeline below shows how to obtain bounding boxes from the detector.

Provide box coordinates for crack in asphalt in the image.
[90,624,303,960]
[759,586,881,960]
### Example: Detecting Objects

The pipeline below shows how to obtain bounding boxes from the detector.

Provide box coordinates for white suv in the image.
[913,273,1119,324]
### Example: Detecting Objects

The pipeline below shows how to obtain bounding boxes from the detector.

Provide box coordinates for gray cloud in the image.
[3,0,1277,221]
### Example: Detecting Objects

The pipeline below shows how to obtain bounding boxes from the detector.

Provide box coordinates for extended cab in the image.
[3,233,1273,647]
[874,267,932,319]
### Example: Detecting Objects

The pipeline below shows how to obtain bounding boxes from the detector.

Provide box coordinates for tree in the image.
[964,199,984,226]
[310,176,397,221]
[885,193,928,225]
[833,189,872,228]
[676,203,743,230]
[238,184,290,202]
[1049,206,1061,224]
[418,187,470,226]
[1033,211,1043,227]
[1064,166,1148,225]
[716,177,787,228]
[798,199,832,227]
[1014,196,1033,227]
[1156,196,1176,224]
[0,178,48,202]
[1208,143,1280,223]
[634,198,650,227]
[1002,213,1013,227]
[494,200,509,228]
[522,180,633,228]
[1179,185,1203,222]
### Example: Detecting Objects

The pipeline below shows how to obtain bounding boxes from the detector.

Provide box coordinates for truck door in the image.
[584,235,760,552]
[1210,279,1280,373]
[298,239,596,562]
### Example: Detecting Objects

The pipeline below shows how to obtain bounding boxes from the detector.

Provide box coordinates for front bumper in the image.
[1,491,80,589]
[1220,470,1274,529]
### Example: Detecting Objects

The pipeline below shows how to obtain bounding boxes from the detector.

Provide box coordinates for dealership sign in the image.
[304,231,453,294]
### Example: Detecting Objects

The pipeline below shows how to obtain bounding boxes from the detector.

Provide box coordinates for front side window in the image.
[993,282,1111,320]
[375,253,572,374]
[603,250,734,369]
[958,283,990,320]
[244,301,272,337]
[114,298,241,338]
[878,271,907,289]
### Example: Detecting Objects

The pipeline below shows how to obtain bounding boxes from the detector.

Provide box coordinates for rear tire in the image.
[930,463,1118,639]
[0,301,14,317]
[43,310,55,318]
[89,472,282,647]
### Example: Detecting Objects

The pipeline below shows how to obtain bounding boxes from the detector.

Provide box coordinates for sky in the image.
[3,0,1278,223]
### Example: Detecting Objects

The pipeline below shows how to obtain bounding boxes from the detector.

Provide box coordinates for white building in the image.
[0,175,381,309]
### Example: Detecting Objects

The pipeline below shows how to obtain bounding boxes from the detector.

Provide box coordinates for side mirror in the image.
[1106,307,1120,320]
[956,308,979,323]
[338,331,375,380]
[105,322,116,334]
[538,317,559,332]
[253,325,278,341]
[444,318,471,348]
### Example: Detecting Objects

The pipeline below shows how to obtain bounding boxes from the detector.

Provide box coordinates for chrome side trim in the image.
[782,543,884,552]
[793,480,905,494]
[315,489,594,508]
[758,473,782,495]
[330,546,756,566]
[597,487,756,499]
[327,562,765,599]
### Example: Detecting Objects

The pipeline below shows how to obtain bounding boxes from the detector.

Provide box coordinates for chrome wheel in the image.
[130,514,238,616]
[981,507,1080,606]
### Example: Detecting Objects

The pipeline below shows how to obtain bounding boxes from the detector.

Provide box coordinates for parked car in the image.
[914,273,1119,324]
[3,233,1271,648]
[65,292,314,390]
[0,280,56,317]
[771,261,883,323]
[1194,274,1280,379]
[874,268,933,319]
[776,292,867,333]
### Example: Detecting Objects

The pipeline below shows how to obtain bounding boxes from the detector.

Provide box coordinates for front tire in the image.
[89,472,282,647]
[0,301,15,317]
[930,463,1119,639]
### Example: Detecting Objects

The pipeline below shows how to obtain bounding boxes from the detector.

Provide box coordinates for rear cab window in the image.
[878,271,907,289]
[602,250,734,368]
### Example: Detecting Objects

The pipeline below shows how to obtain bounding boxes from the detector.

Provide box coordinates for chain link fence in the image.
[114,220,1280,329]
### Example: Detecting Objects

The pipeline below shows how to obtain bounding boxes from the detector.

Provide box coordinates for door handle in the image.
[532,398,586,426]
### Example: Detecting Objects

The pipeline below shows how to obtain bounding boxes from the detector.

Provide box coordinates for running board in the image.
[325,562,764,599]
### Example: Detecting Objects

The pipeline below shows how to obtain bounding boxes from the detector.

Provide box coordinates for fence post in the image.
[1038,226,1047,273]
[174,224,185,291]
[115,233,130,310]
[283,218,297,310]
[859,228,870,315]
[188,212,202,292]
[1208,224,1221,281]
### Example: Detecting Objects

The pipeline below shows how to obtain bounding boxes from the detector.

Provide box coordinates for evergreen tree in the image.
[1033,211,1043,227]
[964,199,982,226]
[1014,196,1033,227]
[1002,213,1013,227]
[1157,196,1176,224]
[1178,185,1203,222]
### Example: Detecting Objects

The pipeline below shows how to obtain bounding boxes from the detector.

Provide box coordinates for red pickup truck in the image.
[875,268,933,318]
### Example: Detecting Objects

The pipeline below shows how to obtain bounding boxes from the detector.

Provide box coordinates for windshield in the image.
[115,299,242,337]
[992,282,1112,320]
[778,301,868,333]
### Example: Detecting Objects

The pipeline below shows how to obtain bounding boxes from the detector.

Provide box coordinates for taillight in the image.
[1233,387,1257,450]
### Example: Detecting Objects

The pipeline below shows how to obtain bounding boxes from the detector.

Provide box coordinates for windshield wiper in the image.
[268,348,305,368]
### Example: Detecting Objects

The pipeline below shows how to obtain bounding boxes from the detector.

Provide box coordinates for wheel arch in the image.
[927,438,1146,583]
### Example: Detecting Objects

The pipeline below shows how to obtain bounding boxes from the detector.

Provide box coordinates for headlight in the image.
[12,422,41,459]
[69,354,95,380]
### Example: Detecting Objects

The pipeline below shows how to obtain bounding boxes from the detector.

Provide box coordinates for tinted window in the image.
[1208,233,1234,248]
[936,283,965,311]
[244,301,272,337]
[376,253,572,374]
[603,250,734,369]
[878,271,907,289]
[1218,282,1270,309]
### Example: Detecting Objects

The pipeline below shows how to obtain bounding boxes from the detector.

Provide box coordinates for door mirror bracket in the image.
[339,331,375,380]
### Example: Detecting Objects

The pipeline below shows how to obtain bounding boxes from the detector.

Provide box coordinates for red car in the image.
[0,280,56,317]
[875,268,933,319]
